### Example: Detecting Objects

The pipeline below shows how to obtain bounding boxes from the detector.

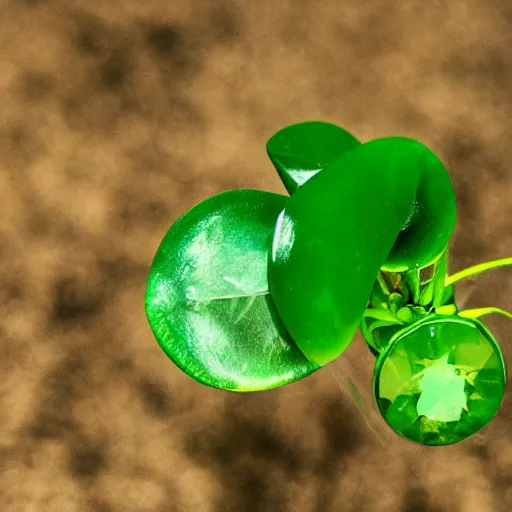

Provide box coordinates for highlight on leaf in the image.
[266,120,360,194]
[145,189,318,392]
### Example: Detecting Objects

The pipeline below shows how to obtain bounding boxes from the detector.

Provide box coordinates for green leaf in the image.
[435,304,457,316]
[269,137,452,365]
[364,308,404,323]
[412,306,428,316]
[441,283,455,305]
[370,286,389,310]
[419,281,434,306]
[381,144,456,273]
[369,319,405,335]
[266,121,360,194]
[145,190,319,391]
[396,307,414,323]
[388,292,405,314]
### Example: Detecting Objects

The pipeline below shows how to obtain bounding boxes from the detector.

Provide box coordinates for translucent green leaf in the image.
[266,121,360,194]
[145,190,319,391]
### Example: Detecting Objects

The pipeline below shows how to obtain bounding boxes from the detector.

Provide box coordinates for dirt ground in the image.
[1,1,512,511]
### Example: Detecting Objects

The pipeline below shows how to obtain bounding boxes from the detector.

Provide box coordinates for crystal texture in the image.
[374,315,506,446]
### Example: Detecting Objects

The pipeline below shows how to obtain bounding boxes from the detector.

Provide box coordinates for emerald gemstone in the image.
[374,315,506,446]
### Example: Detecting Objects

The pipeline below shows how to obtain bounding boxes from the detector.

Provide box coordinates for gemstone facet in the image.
[374,315,506,446]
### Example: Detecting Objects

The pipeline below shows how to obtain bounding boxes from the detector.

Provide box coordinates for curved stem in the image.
[377,272,391,296]
[446,257,512,286]
[360,317,381,353]
[459,307,512,321]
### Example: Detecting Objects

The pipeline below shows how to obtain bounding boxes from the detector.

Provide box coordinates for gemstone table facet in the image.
[374,315,506,446]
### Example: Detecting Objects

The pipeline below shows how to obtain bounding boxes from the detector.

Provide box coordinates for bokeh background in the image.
[1,0,512,510]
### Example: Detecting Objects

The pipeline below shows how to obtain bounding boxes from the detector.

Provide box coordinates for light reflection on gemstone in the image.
[374,315,506,446]
[416,355,467,423]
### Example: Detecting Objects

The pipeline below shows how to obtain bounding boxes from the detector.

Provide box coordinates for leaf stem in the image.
[377,272,391,296]
[459,307,512,321]
[446,257,512,286]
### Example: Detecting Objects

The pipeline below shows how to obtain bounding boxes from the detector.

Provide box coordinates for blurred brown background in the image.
[1,0,512,511]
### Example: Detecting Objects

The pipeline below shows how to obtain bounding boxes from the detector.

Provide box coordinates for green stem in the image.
[360,316,380,353]
[432,248,449,308]
[446,257,512,286]
[459,307,512,321]
[377,272,391,296]
[404,269,421,305]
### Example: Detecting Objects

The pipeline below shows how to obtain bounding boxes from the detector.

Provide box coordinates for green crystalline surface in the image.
[374,315,506,446]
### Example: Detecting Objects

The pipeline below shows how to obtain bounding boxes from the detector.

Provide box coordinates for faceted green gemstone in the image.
[145,189,318,392]
[374,315,506,446]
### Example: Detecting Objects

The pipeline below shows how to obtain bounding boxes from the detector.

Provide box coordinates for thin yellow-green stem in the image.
[446,258,512,286]
[377,272,390,295]
[459,307,512,321]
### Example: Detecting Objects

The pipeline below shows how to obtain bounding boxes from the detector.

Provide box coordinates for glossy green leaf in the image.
[269,138,456,365]
[266,121,361,194]
[381,143,456,272]
[145,189,318,391]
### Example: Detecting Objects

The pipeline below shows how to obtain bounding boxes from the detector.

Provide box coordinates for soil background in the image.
[1,1,512,511]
